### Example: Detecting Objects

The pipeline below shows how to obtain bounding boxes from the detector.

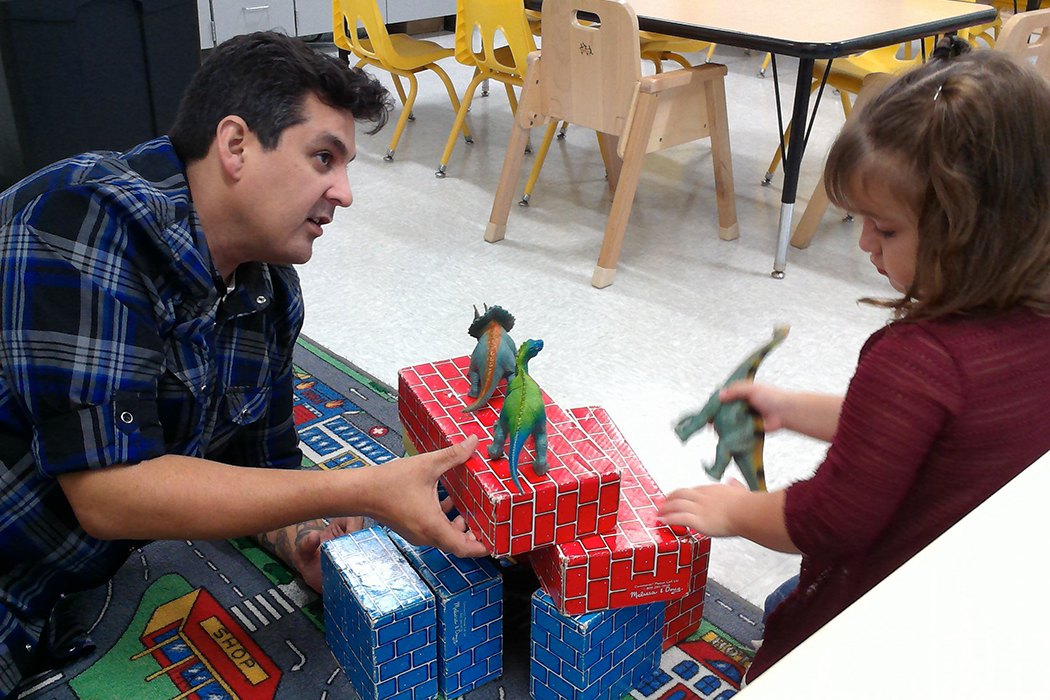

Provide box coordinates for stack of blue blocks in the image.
[321,527,438,700]
[531,589,665,700]
[388,530,503,699]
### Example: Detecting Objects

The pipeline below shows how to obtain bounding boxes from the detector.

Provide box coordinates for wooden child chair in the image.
[997,8,1050,79]
[484,0,738,288]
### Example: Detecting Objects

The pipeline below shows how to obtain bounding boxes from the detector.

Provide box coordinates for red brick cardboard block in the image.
[663,551,710,649]
[398,358,621,559]
[529,407,711,618]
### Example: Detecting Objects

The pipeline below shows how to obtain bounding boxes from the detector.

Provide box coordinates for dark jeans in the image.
[763,574,800,624]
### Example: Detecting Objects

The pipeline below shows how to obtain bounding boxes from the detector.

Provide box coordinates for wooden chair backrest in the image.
[997,8,1050,80]
[540,0,642,137]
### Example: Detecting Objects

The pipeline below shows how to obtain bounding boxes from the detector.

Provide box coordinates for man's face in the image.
[236,93,356,267]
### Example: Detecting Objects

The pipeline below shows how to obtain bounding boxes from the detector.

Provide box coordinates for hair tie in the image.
[931,35,970,61]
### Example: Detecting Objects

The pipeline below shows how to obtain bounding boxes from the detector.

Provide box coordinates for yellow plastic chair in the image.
[763,0,996,182]
[333,2,353,57]
[789,72,896,250]
[790,8,1049,252]
[762,43,923,183]
[335,0,470,161]
[436,0,537,177]
[639,31,716,72]
[485,0,738,288]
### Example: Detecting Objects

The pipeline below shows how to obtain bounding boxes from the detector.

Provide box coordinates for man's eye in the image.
[316,152,332,166]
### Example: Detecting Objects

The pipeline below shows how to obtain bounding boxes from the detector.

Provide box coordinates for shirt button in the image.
[256,295,267,305]
[24,643,32,652]
[202,383,208,392]
[120,411,134,424]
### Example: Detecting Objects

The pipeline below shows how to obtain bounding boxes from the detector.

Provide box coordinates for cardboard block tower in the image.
[397,355,712,697]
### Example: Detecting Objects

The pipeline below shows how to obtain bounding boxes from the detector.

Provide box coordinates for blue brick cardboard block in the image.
[321,527,438,700]
[387,529,504,698]
[530,589,663,700]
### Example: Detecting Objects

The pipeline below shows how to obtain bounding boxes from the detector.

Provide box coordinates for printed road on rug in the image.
[12,336,762,700]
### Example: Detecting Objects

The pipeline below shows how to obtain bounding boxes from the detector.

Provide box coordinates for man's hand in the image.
[255,516,364,593]
[293,517,365,592]
[363,436,489,559]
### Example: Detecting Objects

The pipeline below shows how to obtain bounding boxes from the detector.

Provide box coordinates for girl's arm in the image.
[721,382,844,443]
[658,480,800,554]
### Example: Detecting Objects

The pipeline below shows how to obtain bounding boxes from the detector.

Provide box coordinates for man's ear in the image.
[215,116,251,180]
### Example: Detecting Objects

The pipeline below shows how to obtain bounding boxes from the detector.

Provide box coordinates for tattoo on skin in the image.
[254,520,326,565]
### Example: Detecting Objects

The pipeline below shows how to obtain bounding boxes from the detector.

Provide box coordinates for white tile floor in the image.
[299,33,896,608]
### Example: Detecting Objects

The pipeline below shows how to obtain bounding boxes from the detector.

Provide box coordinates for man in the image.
[0,32,487,697]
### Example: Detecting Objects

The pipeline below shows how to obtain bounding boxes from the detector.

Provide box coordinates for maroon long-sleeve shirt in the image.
[748,309,1050,681]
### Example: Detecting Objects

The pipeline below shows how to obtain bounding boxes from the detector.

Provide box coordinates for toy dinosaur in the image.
[674,326,790,492]
[487,338,548,493]
[463,304,517,413]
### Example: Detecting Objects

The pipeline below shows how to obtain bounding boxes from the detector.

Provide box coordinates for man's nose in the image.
[329,167,353,207]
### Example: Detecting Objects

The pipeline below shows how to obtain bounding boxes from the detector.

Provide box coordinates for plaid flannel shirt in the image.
[0,137,304,696]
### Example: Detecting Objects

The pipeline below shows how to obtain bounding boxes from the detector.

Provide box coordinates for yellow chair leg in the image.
[391,74,409,108]
[384,72,419,161]
[430,62,473,143]
[503,81,518,115]
[764,121,790,184]
[642,52,665,74]
[764,81,822,182]
[437,72,486,177]
[706,43,717,62]
[520,121,559,206]
[665,52,692,70]
[759,52,771,77]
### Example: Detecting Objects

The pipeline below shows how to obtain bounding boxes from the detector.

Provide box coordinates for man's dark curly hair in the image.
[169,31,392,163]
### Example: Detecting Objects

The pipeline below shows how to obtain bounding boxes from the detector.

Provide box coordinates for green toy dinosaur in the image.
[487,338,548,493]
[463,304,517,413]
[675,326,790,492]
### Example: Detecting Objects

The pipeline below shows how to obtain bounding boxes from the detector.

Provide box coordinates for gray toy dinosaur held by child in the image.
[675,326,790,491]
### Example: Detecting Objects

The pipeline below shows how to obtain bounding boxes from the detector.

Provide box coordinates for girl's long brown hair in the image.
[825,45,1050,321]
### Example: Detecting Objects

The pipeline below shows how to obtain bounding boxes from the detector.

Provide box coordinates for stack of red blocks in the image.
[398,356,710,649]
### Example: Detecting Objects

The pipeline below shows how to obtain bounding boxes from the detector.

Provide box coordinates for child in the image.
[659,41,1050,682]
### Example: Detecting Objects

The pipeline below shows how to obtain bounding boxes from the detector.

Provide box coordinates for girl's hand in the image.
[720,381,791,433]
[658,479,751,537]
